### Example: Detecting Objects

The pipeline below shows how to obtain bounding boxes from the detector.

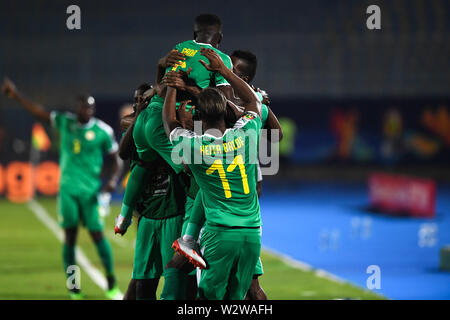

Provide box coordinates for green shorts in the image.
[254,257,264,277]
[132,215,183,280]
[198,225,261,300]
[57,191,102,231]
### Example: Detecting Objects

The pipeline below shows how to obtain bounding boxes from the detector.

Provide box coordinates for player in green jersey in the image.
[164,49,283,299]
[116,14,237,234]
[163,48,263,300]
[118,85,192,300]
[2,78,123,300]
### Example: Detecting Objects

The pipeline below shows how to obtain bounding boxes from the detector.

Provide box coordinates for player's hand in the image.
[163,70,187,90]
[114,214,132,236]
[199,48,227,74]
[163,68,192,90]
[177,100,195,130]
[165,49,186,68]
[1,77,18,99]
[120,112,136,130]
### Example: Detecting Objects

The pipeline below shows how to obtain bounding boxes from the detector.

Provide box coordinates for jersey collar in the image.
[193,40,213,47]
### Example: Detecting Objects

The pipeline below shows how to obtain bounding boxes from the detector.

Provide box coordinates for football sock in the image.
[62,243,76,274]
[95,238,114,278]
[183,192,206,240]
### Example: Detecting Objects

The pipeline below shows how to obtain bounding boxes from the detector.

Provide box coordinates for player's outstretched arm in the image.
[199,48,261,117]
[1,77,51,124]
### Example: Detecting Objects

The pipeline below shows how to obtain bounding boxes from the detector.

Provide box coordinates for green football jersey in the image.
[170,111,262,228]
[150,39,233,105]
[133,160,187,220]
[51,111,118,195]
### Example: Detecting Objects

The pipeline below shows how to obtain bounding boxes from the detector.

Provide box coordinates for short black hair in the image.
[194,14,222,31]
[231,50,257,82]
[197,88,227,122]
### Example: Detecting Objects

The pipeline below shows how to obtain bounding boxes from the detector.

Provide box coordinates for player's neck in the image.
[194,37,217,48]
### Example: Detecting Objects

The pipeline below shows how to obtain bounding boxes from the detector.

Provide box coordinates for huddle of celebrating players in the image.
[1,13,282,300]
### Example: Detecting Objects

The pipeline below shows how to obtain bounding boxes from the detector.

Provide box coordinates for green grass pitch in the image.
[0,198,384,300]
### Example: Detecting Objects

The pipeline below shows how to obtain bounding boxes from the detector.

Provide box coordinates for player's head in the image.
[134,83,151,104]
[231,50,257,84]
[194,14,223,48]
[196,88,227,125]
[76,94,95,124]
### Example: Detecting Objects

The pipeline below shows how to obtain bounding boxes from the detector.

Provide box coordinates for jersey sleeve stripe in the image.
[169,127,197,143]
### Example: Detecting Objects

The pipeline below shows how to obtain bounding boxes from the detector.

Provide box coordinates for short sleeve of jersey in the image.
[50,111,67,131]
[169,127,197,163]
[215,54,233,87]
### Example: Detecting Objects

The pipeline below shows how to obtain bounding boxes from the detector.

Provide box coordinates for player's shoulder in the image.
[169,127,197,143]
[232,111,261,130]
[94,118,115,136]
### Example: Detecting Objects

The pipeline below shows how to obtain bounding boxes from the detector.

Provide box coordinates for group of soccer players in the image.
[1,13,282,300]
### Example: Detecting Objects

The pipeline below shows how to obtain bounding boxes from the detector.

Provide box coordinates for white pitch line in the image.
[27,199,108,291]
[262,246,345,283]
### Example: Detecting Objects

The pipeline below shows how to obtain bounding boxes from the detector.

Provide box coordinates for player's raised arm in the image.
[162,86,180,136]
[2,77,51,124]
[199,48,261,117]
[162,84,194,137]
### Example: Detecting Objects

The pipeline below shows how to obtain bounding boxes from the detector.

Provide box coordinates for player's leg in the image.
[123,279,137,300]
[246,256,267,300]
[197,226,238,300]
[160,214,187,300]
[246,276,267,300]
[182,195,199,299]
[226,229,261,300]
[82,193,121,299]
[172,191,206,268]
[132,216,161,300]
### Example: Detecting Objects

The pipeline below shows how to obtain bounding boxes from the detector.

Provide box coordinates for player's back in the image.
[171,112,262,228]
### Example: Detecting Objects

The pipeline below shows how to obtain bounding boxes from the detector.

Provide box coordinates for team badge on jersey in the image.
[85,130,95,141]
